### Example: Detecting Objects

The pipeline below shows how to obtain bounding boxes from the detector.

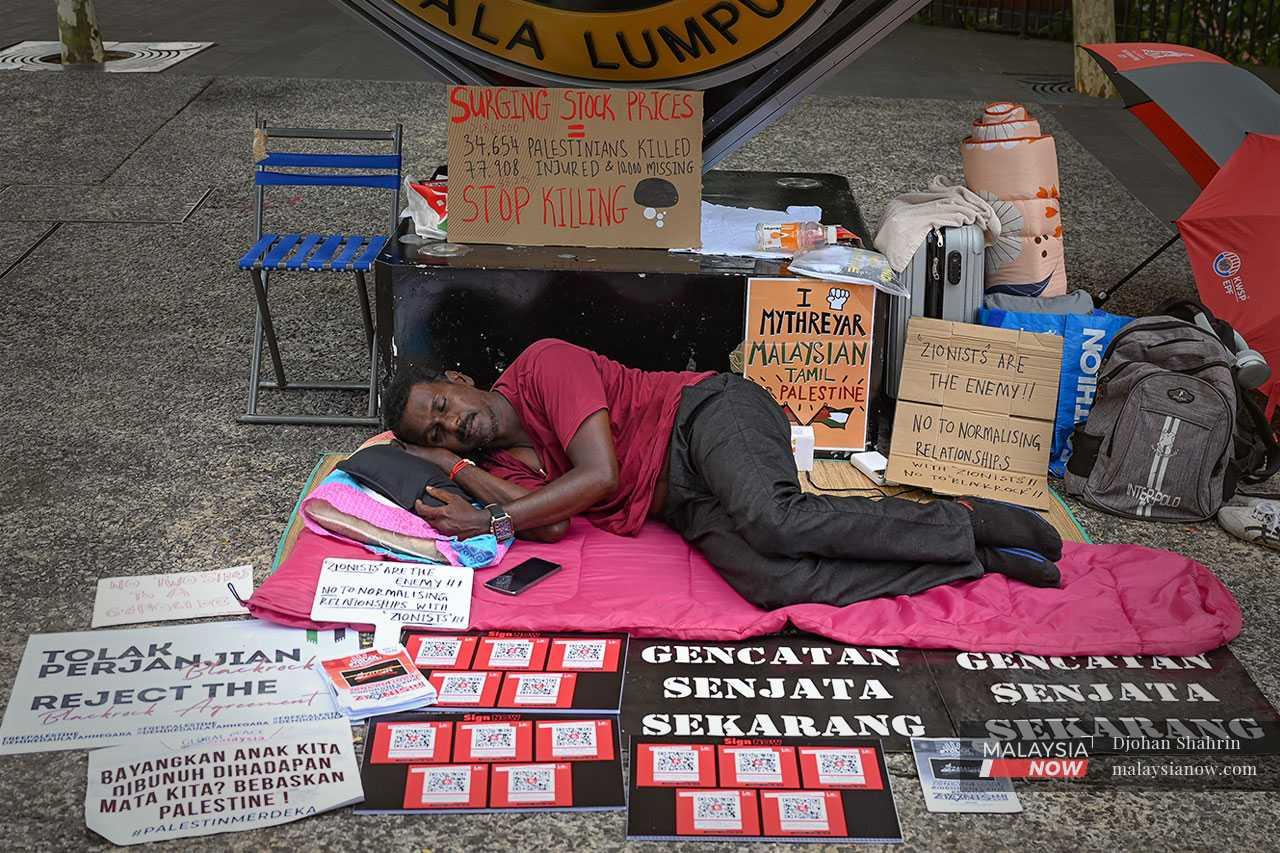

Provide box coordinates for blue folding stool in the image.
[236,119,402,426]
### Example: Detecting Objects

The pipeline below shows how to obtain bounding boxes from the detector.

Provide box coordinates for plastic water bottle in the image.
[755,221,841,252]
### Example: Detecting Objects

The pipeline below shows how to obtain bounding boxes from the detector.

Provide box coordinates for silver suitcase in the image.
[885,225,985,398]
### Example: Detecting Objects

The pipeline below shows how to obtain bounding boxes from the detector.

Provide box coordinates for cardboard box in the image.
[886,317,1062,510]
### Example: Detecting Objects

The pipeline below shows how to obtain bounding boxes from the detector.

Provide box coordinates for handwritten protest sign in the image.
[86,718,362,845]
[91,565,252,628]
[446,85,702,248]
[311,559,472,635]
[0,620,356,755]
[886,317,1062,509]
[743,277,875,451]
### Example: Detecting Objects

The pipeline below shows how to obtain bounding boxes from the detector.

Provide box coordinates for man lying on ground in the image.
[383,338,1062,609]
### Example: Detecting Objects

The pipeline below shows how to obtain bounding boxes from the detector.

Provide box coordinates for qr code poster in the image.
[405,634,478,670]
[674,789,761,836]
[497,672,577,708]
[490,763,573,808]
[428,670,503,707]
[371,720,453,764]
[636,744,715,787]
[718,745,800,788]
[475,637,550,671]
[546,638,623,672]
[761,790,847,837]
[798,747,883,790]
[627,738,902,844]
[403,764,489,810]
[536,719,614,762]
[455,720,534,762]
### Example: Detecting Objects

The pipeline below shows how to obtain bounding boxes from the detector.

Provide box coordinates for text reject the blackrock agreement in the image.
[311,559,473,631]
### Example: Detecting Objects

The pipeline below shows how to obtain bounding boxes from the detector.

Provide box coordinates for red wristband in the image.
[449,458,475,480]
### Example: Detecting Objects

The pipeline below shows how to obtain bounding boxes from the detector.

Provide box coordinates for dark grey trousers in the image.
[663,374,983,609]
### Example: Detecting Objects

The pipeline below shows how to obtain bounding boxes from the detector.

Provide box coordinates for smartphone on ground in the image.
[483,558,562,595]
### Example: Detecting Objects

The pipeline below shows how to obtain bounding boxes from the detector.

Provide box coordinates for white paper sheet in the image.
[91,565,253,628]
[85,717,363,845]
[673,201,823,258]
[0,620,357,754]
[311,558,472,630]
[911,738,1022,813]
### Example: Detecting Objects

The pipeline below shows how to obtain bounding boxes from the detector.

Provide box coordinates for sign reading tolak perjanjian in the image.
[0,620,357,754]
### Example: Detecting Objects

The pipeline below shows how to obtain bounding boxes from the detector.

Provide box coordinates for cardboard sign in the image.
[85,719,363,845]
[743,278,876,451]
[312,559,472,631]
[887,317,1063,509]
[357,711,625,814]
[445,85,702,248]
[621,638,954,751]
[91,565,252,628]
[0,620,356,754]
[626,736,901,843]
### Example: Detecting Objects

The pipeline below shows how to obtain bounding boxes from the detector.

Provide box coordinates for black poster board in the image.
[626,736,902,843]
[924,647,1280,754]
[401,631,628,713]
[357,711,626,813]
[622,638,954,751]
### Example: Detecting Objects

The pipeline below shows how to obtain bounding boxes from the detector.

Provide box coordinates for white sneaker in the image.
[1218,499,1280,550]
[1224,492,1275,509]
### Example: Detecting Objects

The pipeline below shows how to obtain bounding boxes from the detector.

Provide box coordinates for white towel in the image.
[873,176,1001,272]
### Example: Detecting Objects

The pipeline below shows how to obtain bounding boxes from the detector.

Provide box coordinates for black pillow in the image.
[337,444,468,510]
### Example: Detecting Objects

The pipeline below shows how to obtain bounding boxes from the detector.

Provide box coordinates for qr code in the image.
[438,673,486,703]
[650,746,701,782]
[513,674,561,704]
[414,638,461,666]
[816,749,865,783]
[550,723,597,756]
[776,793,828,830]
[469,724,516,756]
[691,793,741,829]
[418,766,472,803]
[505,764,556,802]
[488,640,533,667]
[388,724,436,758]
[733,748,781,782]
[559,640,606,668]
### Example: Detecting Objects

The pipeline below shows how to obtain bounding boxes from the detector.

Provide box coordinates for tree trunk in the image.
[1072,0,1116,97]
[56,0,104,65]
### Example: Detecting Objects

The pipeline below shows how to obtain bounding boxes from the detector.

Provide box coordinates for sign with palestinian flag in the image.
[743,277,875,452]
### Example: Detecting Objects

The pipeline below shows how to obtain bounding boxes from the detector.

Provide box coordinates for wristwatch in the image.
[485,504,515,542]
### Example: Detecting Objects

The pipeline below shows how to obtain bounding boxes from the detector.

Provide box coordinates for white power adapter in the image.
[850,450,890,485]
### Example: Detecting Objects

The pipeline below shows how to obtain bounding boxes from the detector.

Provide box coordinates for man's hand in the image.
[414,487,492,539]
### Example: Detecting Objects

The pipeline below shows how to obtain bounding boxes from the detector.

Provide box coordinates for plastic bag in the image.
[401,176,448,239]
[979,307,1132,477]
[789,245,908,298]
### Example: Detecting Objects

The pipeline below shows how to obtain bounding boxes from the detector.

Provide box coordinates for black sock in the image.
[978,546,1061,588]
[957,496,1063,561]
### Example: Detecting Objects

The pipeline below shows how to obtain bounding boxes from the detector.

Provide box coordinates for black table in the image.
[374,170,886,447]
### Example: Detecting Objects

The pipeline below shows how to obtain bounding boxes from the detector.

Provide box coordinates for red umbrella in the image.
[1177,133,1280,412]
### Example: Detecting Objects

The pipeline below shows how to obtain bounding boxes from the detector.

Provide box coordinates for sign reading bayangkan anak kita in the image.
[392,0,827,84]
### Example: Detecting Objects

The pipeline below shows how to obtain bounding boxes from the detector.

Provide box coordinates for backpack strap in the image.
[1066,426,1103,479]
[1236,388,1280,485]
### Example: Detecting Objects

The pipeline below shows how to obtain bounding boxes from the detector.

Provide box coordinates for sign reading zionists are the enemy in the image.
[86,719,363,846]
[0,620,357,755]
[621,638,955,751]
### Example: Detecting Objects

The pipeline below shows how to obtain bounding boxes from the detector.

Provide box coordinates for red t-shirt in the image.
[481,339,714,536]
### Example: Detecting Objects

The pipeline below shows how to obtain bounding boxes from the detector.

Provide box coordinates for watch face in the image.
[489,506,516,542]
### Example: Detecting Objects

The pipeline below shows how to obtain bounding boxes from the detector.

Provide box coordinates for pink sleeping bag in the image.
[249,516,1241,656]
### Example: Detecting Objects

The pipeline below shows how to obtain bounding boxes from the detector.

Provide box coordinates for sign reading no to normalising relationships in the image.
[446,85,702,248]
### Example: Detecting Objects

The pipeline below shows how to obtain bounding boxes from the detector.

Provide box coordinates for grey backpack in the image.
[1064,315,1237,521]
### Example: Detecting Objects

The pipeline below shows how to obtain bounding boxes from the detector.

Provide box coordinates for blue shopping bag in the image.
[978,308,1132,477]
